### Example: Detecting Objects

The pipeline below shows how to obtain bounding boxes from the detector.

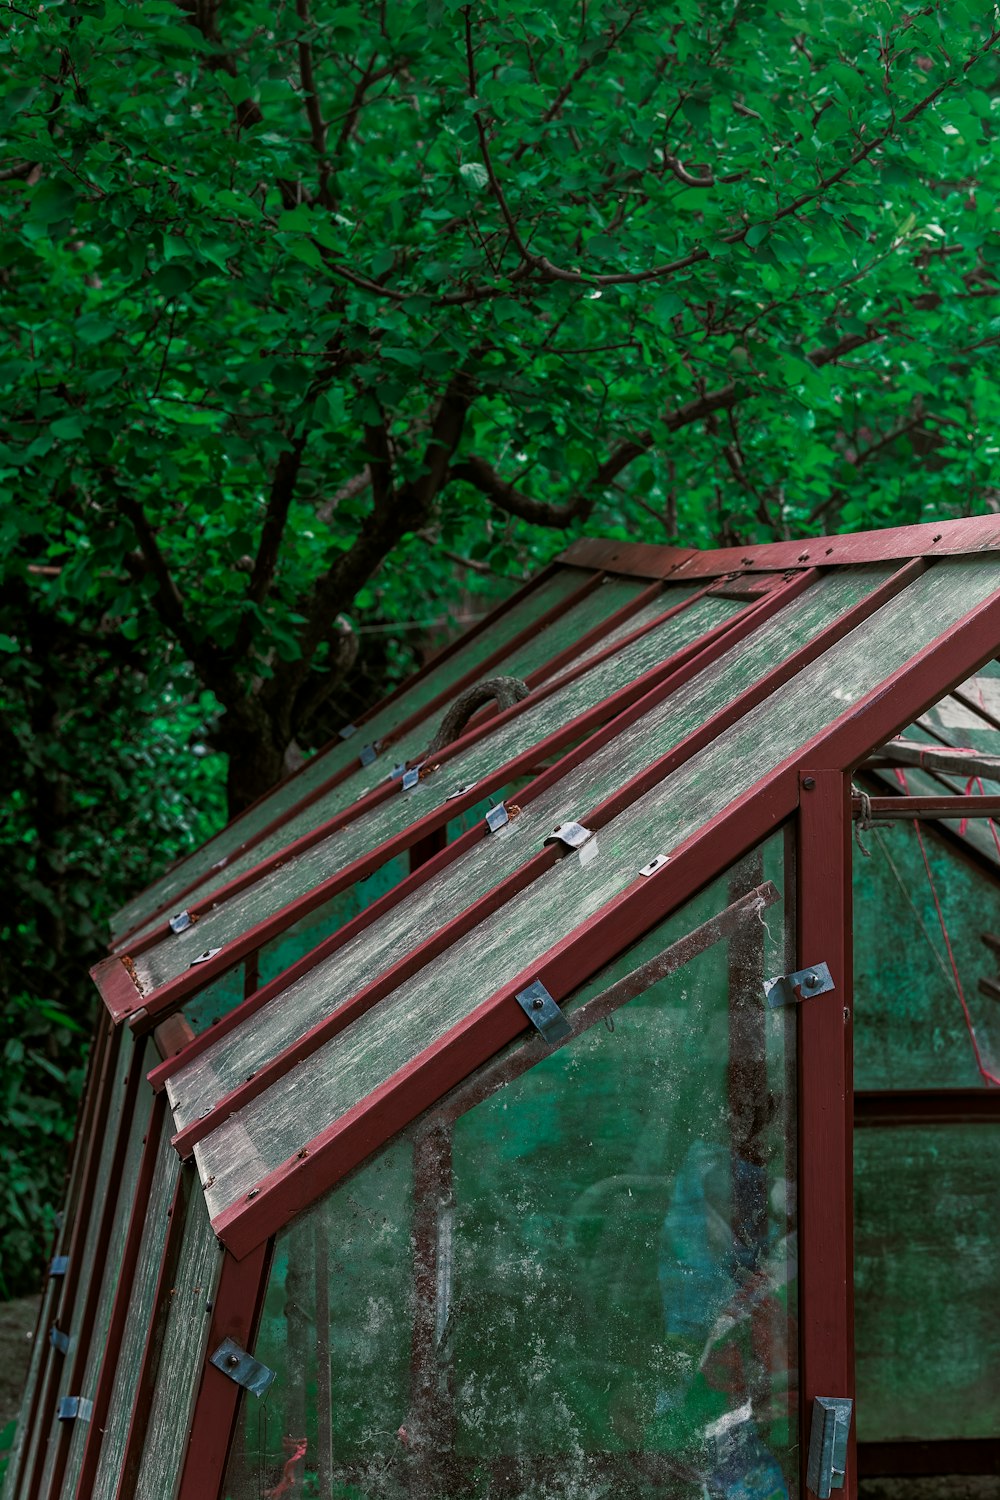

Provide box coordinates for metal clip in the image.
[338,723,357,740]
[359,741,379,767]
[485,803,509,832]
[806,1396,853,1497]
[389,763,407,780]
[49,1255,69,1277]
[764,961,835,1009]
[544,822,593,851]
[210,1338,276,1399]
[190,948,222,967]
[447,782,478,801]
[401,767,421,791]
[169,910,192,935]
[639,855,670,878]
[515,980,573,1044]
[57,1396,92,1423]
[49,1325,70,1354]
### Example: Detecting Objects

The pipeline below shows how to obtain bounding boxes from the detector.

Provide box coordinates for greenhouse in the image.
[6,513,1000,1500]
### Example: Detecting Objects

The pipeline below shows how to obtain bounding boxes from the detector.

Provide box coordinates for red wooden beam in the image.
[210,567,1000,1259]
[175,1241,271,1500]
[559,513,1000,579]
[796,769,854,1500]
[853,793,1000,819]
[854,1088,1000,1124]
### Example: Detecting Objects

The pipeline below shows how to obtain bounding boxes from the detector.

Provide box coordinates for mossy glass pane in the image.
[855,1125,1000,1441]
[223,840,798,1499]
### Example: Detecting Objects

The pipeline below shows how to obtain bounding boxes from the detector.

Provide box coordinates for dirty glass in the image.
[222,840,798,1500]
[174,565,882,1142]
[853,820,1000,1090]
[192,556,975,1207]
[91,1113,180,1499]
[134,590,741,997]
[111,568,641,941]
[855,1124,1000,1441]
[59,1052,152,1499]
[133,1180,223,1500]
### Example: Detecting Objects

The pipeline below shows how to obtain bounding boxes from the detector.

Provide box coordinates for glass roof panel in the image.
[173,565,877,1146]
[193,558,1000,1219]
[134,590,740,996]
[110,566,606,940]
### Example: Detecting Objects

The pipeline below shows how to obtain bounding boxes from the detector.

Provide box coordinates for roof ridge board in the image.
[102,585,763,1028]
[208,560,1000,1260]
[560,514,1000,579]
[105,560,575,943]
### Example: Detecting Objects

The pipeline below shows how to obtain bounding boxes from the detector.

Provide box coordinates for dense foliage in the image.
[1,0,999,1288]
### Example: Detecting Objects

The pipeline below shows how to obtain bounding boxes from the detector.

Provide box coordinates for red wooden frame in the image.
[105,577,787,1031]
[149,569,814,1103]
[559,512,1000,579]
[797,769,855,1498]
[171,563,926,1159]
[208,563,1000,1259]
[175,1240,271,1500]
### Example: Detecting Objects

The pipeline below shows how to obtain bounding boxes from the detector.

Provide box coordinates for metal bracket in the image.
[515,980,572,1044]
[764,961,835,1009]
[485,803,509,832]
[401,766,422,791]
[359,741,380,767]
[447,781,478,801]
[544,821,593,851]
[49,1325,70,1354]
[57,1396,92,1423]
[639,855,670,878]
[338,723,357,740]
[389,763,407,780]
[806,1395,853,1497]
[49,1255,69,1277]
[169,910,192,935]
[190,948,222,967]
[210,1338,276,1399]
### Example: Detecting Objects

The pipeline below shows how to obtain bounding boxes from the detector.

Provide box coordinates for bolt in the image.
[532,997,545,1010]
[844,1007,851,1022]
[802,776,816,790]
[805,972,819,986]
[247,1189,259,1200]
[225,1353,240,1369]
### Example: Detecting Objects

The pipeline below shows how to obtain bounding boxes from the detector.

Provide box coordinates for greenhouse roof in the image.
[92,513,1000,1259]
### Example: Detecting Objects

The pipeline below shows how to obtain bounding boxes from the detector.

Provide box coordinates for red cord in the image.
[894,767,1000,1087]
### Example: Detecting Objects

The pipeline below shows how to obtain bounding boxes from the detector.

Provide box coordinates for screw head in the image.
[531,996,545,1010]
[802,775,816,790]
[225,1353,240,1368]
[805,972,818,986]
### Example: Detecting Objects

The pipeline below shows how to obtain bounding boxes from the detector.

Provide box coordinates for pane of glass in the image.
[222,840,798,1499]
[854,821,1000,1089]
[193,560,932,1201]
[135,589,738,996]
[855,1124,1000,1441]
[112,569,641,940]
[91,1114,179,1499]
[133,1184,223,1500]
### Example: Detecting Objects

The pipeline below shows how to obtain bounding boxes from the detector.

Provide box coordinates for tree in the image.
[2,0,999,813]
